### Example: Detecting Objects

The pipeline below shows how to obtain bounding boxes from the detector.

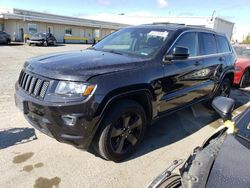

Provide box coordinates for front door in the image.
[159,32,205,113]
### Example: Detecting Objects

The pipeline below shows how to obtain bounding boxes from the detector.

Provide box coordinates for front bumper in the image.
[27,40,43,45]
[15,83,101,150]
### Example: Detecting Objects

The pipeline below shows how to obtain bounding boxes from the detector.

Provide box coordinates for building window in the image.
[0,24,4,31]
[28,24,37,35]
[65,27,72,35]
[94,29,100,38]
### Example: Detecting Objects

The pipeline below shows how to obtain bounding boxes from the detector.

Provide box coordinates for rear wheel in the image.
[215,77,232,98]
[239,70,250,88]
[93,100,147,162]
[157,174,182,188]
[206,77,232,109]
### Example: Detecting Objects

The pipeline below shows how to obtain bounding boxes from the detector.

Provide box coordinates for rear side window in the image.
[216,35,230,53]
[171,32,197,57]
[199,33,217,55]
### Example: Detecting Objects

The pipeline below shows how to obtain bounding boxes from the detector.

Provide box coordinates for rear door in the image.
[198,32,224,96]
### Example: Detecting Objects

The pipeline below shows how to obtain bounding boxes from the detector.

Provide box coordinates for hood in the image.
[24,49,145,81]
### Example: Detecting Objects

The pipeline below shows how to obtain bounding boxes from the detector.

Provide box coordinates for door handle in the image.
[194,61,201,66]
[219,57,225,61]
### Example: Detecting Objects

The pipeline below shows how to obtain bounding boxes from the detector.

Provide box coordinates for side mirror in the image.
[212,96,235,121]
[163,47,189,62]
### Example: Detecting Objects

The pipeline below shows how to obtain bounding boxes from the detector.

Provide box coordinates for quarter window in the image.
[216,35,230,53]
[171,32,197,57]
[199,33,217,55]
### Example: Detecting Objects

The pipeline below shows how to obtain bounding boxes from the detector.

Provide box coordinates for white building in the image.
[0,8,128,43]
[83,13,235,39]
[0,7,235,43]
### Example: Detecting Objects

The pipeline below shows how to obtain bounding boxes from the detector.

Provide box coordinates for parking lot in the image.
[0,43,250,188]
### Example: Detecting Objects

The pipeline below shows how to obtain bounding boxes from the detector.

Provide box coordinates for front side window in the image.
[28,24,37,35]
[94,28,171,57]
[216,35,230,53]
[171,32,197,57]
[199,33,217,55]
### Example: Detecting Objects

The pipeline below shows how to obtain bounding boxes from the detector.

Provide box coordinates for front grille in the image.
[18,71,50,99]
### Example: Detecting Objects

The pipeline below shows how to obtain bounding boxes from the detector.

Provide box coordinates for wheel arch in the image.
[222,70,234,84]
[96,87,155,123]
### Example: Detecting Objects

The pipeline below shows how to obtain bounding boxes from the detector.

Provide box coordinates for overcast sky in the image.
[1,0,250,41]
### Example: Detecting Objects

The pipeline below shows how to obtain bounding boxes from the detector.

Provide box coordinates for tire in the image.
[214,77,232,98]
[239,70,250,88]
[43,40,48,47]
[157,174,182,188]
[93,100,147,162]
[6,39,10,45]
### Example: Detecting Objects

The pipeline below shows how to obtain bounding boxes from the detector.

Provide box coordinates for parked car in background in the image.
[27,32,57,46]
[15,24,236,162]
[0,31,11,44]
[233,46,250,88]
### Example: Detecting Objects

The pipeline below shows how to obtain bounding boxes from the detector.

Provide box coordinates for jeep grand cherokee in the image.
[15,24,236,162]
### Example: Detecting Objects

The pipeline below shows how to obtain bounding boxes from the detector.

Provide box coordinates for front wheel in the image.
[93,100,147,162]
[43,40,48,47]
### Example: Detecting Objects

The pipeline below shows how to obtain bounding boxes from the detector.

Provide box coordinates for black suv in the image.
[15,24,236,162]
[28,32,57,46]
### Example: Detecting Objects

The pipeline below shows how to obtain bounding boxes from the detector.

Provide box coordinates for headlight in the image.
[55,81,96,97]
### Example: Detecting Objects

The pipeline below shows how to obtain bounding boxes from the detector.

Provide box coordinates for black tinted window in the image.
[216,35,230,53]
[199,33,217,55]
[172,33,197,57]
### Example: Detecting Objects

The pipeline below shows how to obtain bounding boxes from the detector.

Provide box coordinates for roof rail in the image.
[152,22,186,26]
[186,25,206,28]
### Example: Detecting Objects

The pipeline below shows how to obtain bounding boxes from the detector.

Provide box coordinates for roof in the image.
[131,23,217,33]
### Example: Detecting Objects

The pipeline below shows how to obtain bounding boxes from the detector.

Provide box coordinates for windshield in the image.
[93,27,171,57]
[33,33,46,37]
[234,46,250,59]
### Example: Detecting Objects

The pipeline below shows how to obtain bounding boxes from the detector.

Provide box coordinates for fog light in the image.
[61,115,77,127]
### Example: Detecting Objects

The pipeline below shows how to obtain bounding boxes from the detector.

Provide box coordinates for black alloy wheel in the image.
[93,100,147,162]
